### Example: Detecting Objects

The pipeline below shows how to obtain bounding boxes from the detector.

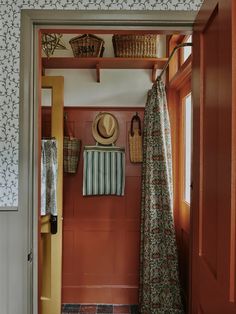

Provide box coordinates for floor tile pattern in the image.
[62,304,139,314]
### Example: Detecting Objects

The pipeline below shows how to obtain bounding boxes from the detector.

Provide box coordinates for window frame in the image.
[168,34,192,82]
[166,32,192,311]
[180,86,192,207]
[180,35,192,66]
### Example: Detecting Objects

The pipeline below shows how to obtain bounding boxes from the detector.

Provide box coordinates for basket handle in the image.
[130,113,142,137]
[64,112,73,138]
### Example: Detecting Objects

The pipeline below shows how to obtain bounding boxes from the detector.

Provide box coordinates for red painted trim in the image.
[40,29,175,35]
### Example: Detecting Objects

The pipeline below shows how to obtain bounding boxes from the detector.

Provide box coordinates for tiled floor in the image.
[61,304,139,314]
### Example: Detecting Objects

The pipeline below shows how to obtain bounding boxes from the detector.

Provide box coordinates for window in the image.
[183,93,192,203]
[182,35,192,63]
[168,34,192,81]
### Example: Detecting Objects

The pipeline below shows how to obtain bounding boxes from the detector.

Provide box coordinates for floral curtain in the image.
[139,79,184,314]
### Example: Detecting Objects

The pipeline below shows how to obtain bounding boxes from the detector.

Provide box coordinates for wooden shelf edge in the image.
[42,56,168,83]
[42,57,168,69]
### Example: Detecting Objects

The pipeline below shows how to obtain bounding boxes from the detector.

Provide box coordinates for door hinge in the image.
[27,251,33,263]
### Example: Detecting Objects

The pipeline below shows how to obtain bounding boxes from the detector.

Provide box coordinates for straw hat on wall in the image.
[92,112,119,145]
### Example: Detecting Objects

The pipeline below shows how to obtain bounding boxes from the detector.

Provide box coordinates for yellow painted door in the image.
[40,76,64,314]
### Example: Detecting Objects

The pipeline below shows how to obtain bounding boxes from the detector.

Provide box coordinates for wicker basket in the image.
[129,113,143,163]
[112,34,158,58]
[69,34,105,57]
[63,137,81,174]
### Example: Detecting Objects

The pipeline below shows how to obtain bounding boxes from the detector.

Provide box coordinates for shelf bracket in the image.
[96,64,100,83]
[152,64,158,83]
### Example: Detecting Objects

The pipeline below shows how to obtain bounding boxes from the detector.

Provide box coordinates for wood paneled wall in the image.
[42,107,144,305]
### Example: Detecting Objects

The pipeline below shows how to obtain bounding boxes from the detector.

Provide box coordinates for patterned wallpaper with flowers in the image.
[0,0,203,207]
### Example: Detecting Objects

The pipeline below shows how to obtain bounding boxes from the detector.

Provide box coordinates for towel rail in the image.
[157,42,193,80]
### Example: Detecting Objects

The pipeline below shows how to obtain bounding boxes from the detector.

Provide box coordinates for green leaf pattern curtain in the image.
[139,79,184,314]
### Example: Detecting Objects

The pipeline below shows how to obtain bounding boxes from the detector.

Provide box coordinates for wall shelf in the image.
[42,57,168,83]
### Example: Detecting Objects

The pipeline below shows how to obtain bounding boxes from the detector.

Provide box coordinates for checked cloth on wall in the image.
[83,145,125,196]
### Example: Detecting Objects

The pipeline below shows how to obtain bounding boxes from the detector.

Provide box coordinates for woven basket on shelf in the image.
[112,34,158,58]
[69,34,105,57]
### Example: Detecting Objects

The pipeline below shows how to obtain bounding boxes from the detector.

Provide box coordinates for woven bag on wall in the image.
[129,113,143,163]
[64,114,81,174]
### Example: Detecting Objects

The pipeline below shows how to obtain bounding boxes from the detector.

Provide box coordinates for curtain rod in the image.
[157,42,193,80]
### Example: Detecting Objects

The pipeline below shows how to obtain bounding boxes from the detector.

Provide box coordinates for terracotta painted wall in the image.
[43,107,144,304]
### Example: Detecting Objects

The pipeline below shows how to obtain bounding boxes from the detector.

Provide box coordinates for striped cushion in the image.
[83,145,125,196]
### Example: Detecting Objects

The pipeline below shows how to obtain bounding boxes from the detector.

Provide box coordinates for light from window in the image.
[183,35,192,63]
[42,88,52,107]
[184,93,192,203]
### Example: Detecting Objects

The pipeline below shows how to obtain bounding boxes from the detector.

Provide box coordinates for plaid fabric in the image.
[83,145,125,196]
[63,136,81,174]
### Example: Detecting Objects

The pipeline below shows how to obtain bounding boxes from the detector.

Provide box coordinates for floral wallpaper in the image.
[0,0,203,207]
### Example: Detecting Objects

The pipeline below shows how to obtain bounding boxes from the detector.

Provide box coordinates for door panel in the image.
[200,5,219,278]
[40,76,64,314]
[192,0,236,312]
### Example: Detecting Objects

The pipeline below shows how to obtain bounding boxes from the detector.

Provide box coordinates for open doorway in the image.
[19,3,236,314]
[39,27,192,314]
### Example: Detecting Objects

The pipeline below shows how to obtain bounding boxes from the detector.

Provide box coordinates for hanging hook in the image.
[132,112,139,121]
[131,112,142,136]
